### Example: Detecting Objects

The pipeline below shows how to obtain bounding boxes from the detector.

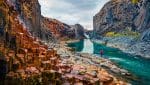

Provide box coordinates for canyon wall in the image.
[93,0,150,39]
[1,0,85,42]
[93,0,150,58]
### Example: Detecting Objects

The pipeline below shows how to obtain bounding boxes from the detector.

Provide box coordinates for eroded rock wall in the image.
[71,24,86,39]
[93,0,150,36]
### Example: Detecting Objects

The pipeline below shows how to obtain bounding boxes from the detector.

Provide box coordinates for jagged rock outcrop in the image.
[17,0,42,38]
[138,0,150,41]
[141,28,150,42]
[134,0,150,32]
[71,24,86,39]
[41,16,75,39]
[41,17,86,40]
[7,0,82,42]
[93,0,150,36]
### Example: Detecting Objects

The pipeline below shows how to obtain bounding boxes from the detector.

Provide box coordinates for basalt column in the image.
[31,0,41,38]
[20,0,42,38]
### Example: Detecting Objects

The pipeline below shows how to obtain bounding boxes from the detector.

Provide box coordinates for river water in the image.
[68,39,150,85]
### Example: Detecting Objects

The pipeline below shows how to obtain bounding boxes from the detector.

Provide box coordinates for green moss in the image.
[105,30,140,39]
[132,0,139,4]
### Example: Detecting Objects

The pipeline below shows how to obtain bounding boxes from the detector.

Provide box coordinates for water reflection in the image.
[67,39,84,52]
[82,39,94,54]
[68,39,94,53]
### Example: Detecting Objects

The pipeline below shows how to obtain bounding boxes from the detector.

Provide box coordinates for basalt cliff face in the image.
[19,0,41,38]
[19,0,81,41]
[2,0,84,42]
[4,0,43,39]
[93,0,150,37]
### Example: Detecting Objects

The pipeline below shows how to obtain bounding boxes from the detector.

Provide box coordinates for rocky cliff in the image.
[93,0,150,58]
[71,24,86,39]
[93,0,150,36]
[41,17,86,40]
[4,0,85,42]
[15,0,42,38]
[41,16,75,40]
[18,0,72,41]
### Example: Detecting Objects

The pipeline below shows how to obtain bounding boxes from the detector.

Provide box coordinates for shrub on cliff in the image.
[105,30,140,38]
[131,0,139,4]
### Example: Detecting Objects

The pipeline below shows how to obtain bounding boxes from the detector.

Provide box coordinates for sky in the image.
[38,0,110,30]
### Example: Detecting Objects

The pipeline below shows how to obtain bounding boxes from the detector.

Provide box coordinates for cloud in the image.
[38,0,110,30]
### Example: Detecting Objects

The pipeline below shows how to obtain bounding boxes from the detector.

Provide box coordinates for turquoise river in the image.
[67,39,150,85]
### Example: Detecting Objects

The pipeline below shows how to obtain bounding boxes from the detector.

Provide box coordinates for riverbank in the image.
[92,37,150,59]
[54,40,134,84]
[67,39,150,85]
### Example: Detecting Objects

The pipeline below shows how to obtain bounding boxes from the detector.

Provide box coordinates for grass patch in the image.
[105,30,140,39]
